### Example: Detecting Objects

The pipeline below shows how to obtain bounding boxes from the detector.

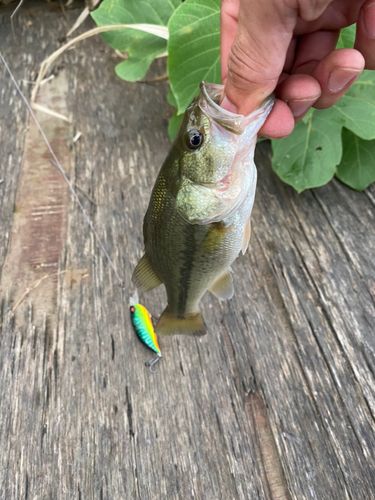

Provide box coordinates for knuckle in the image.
[298,0,332,21]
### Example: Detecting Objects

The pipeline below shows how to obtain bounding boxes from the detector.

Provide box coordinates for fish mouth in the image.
[199,81,274,135]
[199,171,233,191]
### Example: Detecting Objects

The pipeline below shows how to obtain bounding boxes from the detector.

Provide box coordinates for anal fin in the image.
[209,269,234,301]
[132,254,162,292]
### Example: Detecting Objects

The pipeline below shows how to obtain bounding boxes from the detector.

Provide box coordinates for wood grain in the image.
[0,4,374,499]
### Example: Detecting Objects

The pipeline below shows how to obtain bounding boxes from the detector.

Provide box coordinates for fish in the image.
[132,82,274,337]
[129,291,162,373]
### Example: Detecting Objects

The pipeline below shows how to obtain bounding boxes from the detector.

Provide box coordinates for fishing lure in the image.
[129,291,162,373]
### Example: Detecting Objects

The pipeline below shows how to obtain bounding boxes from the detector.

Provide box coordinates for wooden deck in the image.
[1,3,375,499]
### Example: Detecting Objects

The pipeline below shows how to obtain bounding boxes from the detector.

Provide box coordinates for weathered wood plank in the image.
[0,3,375,500]
[1,67,72,323]
[1,6,270,500]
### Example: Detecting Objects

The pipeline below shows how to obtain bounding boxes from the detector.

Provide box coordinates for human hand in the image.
[220,0,375,138]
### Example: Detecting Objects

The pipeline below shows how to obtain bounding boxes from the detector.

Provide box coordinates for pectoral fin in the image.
[241,218,251,255]
[209,269,234,301]
[132,254,162,292]
[201,221,232,254]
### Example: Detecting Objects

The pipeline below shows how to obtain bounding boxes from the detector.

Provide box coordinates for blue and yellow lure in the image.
[129,291,162,373]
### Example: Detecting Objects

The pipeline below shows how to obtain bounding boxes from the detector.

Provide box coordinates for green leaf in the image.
[92,0,179,81]
[273,69,375,191]
[349,70,375,106]
[115,54,157,81]
[168,110,184,141]
[336,24,356,49]
[336,128,375,190]
[271,112,342,192]
[301,107,315,123]
[167,88,177,107]
[325,70,375,140]
[167,89,184,141]
[168,0,221,114]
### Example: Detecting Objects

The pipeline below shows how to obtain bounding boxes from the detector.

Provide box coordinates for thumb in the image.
[221,0,332,115]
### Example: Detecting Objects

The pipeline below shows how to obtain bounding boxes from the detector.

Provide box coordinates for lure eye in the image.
[130,306,135,313]
[186,130,204,150]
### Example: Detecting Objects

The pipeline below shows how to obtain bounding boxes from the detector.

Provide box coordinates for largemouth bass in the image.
[132,82,273,336]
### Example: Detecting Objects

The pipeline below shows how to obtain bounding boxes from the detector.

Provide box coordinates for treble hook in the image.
[145,354,162,374]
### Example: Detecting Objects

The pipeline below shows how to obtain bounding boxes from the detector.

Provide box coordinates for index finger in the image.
[355,0,375,69]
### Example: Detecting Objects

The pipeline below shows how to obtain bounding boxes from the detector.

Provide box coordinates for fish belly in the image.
[144,183,254,316]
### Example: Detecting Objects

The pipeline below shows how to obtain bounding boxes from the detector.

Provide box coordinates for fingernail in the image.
[221,96,238,113]
[328,67,362,93]
[364,2,375,39]
[288,98,318,118]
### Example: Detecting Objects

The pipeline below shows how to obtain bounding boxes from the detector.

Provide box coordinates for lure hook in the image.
[145,354,162,374]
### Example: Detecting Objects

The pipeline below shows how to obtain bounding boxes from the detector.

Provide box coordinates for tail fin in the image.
[156,307,207,337]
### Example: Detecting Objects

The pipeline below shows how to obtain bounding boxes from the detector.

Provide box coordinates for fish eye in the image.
[187,130,204,150]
